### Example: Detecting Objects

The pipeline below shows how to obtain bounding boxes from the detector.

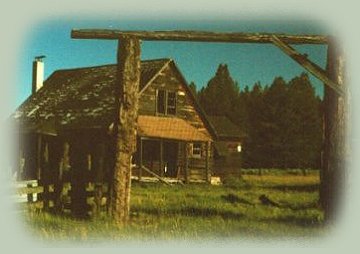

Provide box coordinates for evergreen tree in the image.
[242,82,265,168]
[188,81,197,96]
[198,64,239,116]
[261,77,289,168]
[286,73,322,169]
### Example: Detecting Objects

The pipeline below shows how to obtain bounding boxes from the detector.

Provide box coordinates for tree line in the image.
[192,64,323,169]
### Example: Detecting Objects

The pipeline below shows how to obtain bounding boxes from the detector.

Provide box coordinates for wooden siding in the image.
[139,63,211,139]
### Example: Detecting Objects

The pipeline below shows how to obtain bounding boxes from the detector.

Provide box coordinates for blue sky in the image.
[15,18,328,108]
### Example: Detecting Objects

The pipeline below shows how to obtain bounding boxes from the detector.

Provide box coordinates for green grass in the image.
[23,170,325,242]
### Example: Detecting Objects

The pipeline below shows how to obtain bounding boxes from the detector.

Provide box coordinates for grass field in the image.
[22,169,325,242]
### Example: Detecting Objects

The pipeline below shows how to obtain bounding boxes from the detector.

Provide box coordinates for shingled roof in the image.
[138,115,211,142]
[13,59,171,131]
[207,115,244,141]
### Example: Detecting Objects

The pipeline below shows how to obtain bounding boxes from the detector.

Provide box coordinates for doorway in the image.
[163,141,179,177]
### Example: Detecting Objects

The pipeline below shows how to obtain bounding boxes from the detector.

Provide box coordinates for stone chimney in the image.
[32,56,45,94]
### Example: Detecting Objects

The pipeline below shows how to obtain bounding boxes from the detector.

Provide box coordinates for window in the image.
[156,90,176,115]
[191,143,202,158]
[157,90,166,114]
[167,91,176,115]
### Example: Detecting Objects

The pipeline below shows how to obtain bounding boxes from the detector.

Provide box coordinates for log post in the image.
[93,141,106,216]
[320,39,347,223]
[205,141,210,183]
[69,135,88,218]
[41,139,50,211]
[184,142,189,184]
[111,37,141,225]
[159,140,164,177]
[36,134,42,180]
[139,137,143,180]
[53,139,66,214]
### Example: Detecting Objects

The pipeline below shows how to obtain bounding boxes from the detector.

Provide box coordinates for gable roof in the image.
[207,115,245,141]
[13,59,172,131]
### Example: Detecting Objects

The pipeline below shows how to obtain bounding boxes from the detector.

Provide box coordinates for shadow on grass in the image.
[263,215,323,227]
[265,184,319,193]
[132,206,245,220]
[221,193,254,206]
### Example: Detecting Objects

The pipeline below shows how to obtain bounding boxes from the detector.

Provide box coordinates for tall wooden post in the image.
[111,36,141,225]
[41,139,50,211]
[139,138,143,180]
[184,142,189,184]
[70,136,88,218]
[159,140,164,177]
[320,40,347,223]
[205,141,210,183]
[36,134,42,180]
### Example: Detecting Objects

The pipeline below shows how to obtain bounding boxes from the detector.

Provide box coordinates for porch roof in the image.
[138,115,212,142]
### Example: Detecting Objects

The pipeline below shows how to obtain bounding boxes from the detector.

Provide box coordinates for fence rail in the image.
[14,180,109,217]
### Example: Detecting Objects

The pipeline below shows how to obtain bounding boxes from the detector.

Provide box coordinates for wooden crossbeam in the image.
[271,35,344,96]
[140,165,171,186]
[71,29,328,45]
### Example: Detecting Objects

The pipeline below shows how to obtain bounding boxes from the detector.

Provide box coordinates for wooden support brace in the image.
[140,165,171,186]
[271,35,345,97]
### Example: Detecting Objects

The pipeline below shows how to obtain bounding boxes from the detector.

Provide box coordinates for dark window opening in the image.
[157,90,166,114]
[167,91,176,115]
[156,90,177,115]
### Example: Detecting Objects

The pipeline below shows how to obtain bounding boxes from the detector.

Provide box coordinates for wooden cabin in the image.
[12,58,215,186]
[207,115,245,179]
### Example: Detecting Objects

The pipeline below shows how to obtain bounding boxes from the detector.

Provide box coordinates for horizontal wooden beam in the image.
[271,35,344,96]
[140,165,171,186]
[71,29,328,45]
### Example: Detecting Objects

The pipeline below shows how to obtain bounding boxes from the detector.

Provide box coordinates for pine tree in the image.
[286,73,322,169]
[198,64,239,116]
[261,77,289,168]
[189,81,197,96]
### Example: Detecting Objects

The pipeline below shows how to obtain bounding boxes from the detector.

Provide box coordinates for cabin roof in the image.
[13,59,172,130]
[207,115,244,141]
[138,115,211,142]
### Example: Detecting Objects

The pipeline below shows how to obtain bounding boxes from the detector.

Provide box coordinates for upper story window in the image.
[167,91,176,115]
[157,90,166,114]
[156,90,176,115]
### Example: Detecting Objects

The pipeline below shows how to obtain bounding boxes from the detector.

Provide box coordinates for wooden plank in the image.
[140,165,171,186]
[271,35,345,96]
[17,185,44,195]
[71,29,328,45]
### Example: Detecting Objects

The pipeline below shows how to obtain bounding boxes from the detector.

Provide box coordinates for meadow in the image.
[22,169,325,242]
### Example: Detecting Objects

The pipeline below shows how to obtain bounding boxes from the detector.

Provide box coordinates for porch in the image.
[133,115,213,183]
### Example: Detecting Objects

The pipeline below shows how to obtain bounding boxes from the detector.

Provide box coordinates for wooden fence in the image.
[14,180,109,217]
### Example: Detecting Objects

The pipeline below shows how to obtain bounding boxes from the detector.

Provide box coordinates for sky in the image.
[15,18,329,108]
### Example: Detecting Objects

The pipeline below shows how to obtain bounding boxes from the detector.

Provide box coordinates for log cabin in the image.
[12,57,215,186]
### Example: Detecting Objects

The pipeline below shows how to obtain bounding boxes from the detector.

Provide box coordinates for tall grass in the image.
[23,170,325,242]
